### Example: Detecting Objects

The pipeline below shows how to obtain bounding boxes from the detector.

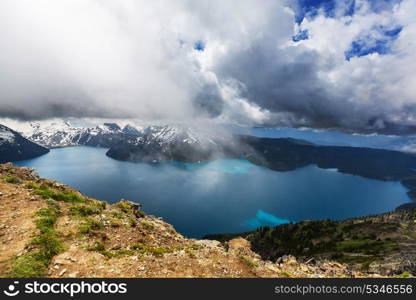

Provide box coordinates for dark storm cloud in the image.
[0,0,415,135]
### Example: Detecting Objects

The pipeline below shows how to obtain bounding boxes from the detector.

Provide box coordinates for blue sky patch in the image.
[194,40,205,51]
[345,26,402,60]
[292,29,309,42]
[293,0,402,24]
[293,0,353,23]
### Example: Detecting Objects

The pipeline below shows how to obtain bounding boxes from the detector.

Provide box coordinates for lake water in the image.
[14,147,411,238]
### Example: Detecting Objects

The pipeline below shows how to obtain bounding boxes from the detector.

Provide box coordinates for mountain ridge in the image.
[0,124,49,163]
[23,121,141,148]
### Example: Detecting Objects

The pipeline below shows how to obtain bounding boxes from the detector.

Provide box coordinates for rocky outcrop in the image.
[0,124,49,163]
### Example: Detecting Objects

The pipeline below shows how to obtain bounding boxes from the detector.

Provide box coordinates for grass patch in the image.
[128,218,137,228]
[69,205,101,217]
[116,201,132,213]
[26,182,40,189]
[86,241,106,252]
[141,221,154,230]
[45,199,60,209]
[109,220,124,227]
[278,271,293,278]
[86,242,136,258]
[31,184,85,203]
[335,239,397,255]
[333,253,379,265]
[239,256,259,268]
[12,251,50,277]
[79,218,104,235]
[130,244,171,257]
[99,250,116,258]
[31,231,64,257]
[111,210,125,219]
[184,248,196,258]
[96,201,107,210]
[34,203,61,233]
[35,217,57,234]
[2,175,21,184]
[115,249,136,256]
[397,271,412,278]
[36,207,60,218]
[12,202,63,277]
[188,244,204,250]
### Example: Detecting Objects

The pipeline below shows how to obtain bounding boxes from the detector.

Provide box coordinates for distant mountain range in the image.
[0,124,49,163]
[106,124,242,163]
[24,121,141,148]
[104,125,416,180]
[105,125,416,201]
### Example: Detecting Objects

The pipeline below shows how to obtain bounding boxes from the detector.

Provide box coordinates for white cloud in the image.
[0,0,415,134]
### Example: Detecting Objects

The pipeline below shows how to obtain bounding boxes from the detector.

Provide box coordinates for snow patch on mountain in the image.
[132,125,223,147]
[20,120,141,148]
[0,124,50,162]
[0,128,15,145]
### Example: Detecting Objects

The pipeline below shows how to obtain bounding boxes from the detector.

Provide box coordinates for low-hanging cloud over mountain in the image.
[0,0,415,134]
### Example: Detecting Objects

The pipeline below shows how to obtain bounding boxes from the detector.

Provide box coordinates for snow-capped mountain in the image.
[0,124,49,163]
[106,124,242,162]
[121,124,142,136]
[24,121,142,148]
[27,121,84,148]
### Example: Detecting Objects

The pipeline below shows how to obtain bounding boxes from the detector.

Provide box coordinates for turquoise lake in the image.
[14,146,411,238]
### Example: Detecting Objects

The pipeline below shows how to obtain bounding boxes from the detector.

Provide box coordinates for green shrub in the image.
[69,205,101,217]
[115,249,136,256]
[35,217,57,233]
[130,244,171,257]
[398,272,411,278]
[13,204,64,277]
[33,200,61,235]
[360,261,372,270]
[184,248,196,258]
[111,210,125,219]
[2,175,21,184]
[99,250,116,258]
[86,242,106,252]
[36,207,60,218]
[188,244,204,250]
[26,182,40,189]
[12,251,50,277]
[96,201,107,210]
[45,199,60,210]
[239,256,259,268]
[31,232,64,257]
[79,218,104,234]
[128,218,137,228]
[116,201,132,213]
[141,221,154,230]
[109,220,124,227]
[32,186,85,203]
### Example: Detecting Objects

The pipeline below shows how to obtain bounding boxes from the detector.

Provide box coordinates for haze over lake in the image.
[14,146,411,238]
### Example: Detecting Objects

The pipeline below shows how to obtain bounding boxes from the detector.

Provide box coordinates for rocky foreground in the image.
[0,163,413,278]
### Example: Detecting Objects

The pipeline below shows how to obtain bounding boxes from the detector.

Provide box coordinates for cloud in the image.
[0,0,197,121]
[0,0,415,134]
